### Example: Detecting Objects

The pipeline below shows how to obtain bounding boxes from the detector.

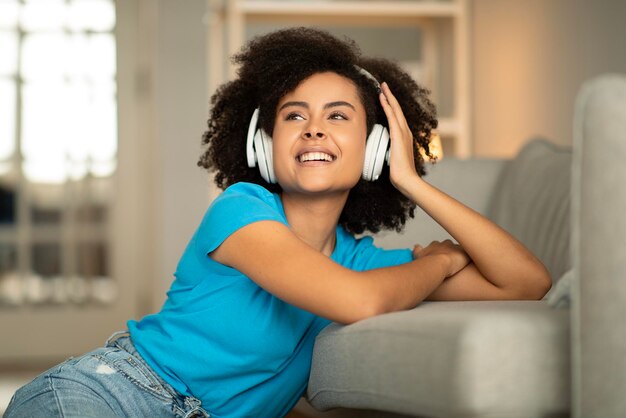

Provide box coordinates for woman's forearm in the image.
[397,175,551,296]
[362,254,450,315]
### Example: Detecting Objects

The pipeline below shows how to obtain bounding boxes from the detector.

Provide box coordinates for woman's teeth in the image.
[298,152,335,162]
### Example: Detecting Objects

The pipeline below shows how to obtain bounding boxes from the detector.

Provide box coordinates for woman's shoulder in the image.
[220,181,276,202]
[207,182,280,214]
[205,181,282,223]
[191,182,286,259]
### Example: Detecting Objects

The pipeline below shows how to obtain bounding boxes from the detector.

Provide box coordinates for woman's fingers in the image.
[412,244,424,258]
[381,82,408,127]
[413,240,471,277]
[378,90,401,133]
[382,84,413,140]
[379,81,420,191]
[379,84,413,158]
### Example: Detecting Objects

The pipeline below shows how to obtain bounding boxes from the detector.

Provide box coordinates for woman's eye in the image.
[329,112,348,120]
[285,112,304,121]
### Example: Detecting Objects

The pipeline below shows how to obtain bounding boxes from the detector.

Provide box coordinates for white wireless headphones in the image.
[246,66,390,183]
[246,108,276,183]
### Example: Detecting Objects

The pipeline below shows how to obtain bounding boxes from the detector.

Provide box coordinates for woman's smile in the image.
[296,146,337,166]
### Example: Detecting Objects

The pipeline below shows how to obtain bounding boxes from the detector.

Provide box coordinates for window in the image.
[0,0,118,307]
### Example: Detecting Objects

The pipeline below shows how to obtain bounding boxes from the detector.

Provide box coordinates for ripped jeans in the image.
[5,331,211,418]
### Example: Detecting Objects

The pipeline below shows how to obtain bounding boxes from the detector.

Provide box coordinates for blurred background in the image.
[1,0,625,412]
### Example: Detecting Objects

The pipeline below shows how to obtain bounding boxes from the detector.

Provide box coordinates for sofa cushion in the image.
[307,301,569,418]
[487,139,572,282]
[545,269,573,308]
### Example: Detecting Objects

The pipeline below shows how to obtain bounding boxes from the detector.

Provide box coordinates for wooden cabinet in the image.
[206,0,471,157]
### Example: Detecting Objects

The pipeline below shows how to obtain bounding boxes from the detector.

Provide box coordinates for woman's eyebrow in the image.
[278,101,308,111]
[324,101,355,111]
[278,101,356,111]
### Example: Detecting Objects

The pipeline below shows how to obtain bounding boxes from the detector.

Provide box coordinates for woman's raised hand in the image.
[378,82,421,195]
[379,85,550,301]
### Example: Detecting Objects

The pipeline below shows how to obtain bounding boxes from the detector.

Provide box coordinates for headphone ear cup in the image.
[362,124,390,181]
[247,108,260,168]
[260,129,276,183]
[254,129,274,183]
[247,107,277,184]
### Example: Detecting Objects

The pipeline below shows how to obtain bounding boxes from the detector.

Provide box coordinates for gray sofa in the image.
[294,74,626,418]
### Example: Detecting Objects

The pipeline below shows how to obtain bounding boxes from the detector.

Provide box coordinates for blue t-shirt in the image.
[128,182,412,418]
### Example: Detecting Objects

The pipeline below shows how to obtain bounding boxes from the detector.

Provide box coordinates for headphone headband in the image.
[354,65,381,94]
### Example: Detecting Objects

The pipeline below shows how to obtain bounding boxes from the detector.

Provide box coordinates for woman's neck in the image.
[279,191,349,257]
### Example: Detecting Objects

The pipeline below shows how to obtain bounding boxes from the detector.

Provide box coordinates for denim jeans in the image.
[5,331,211,418]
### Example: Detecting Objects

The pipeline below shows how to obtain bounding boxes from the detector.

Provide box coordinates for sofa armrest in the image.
[571,74,626,417]
[374,158,506,250]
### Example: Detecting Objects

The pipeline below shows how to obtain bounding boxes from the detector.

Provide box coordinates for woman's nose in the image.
[302,115,327,140]
[303,124,326,140]
[303,131,326,139]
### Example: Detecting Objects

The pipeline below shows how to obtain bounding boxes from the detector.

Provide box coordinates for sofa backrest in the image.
[487,139,572,282]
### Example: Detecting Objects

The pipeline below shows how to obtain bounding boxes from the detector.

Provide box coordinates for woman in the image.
[6,27,550,418]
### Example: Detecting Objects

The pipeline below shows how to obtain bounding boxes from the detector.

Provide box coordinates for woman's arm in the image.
[379,82,551,300]
[209,220,467,324]
[403,178,550,299]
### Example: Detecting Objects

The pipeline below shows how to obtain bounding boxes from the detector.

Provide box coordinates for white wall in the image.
[471,0,626,157]
[150,0,213,308]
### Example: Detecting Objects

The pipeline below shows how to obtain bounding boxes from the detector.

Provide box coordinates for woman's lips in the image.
[297,151,336,163]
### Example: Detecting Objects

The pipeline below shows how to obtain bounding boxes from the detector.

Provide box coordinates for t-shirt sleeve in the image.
[351,235,414,271]
[194,182,289,256]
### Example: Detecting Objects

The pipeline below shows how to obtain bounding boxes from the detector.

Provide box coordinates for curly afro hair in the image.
[198,27,438,235]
